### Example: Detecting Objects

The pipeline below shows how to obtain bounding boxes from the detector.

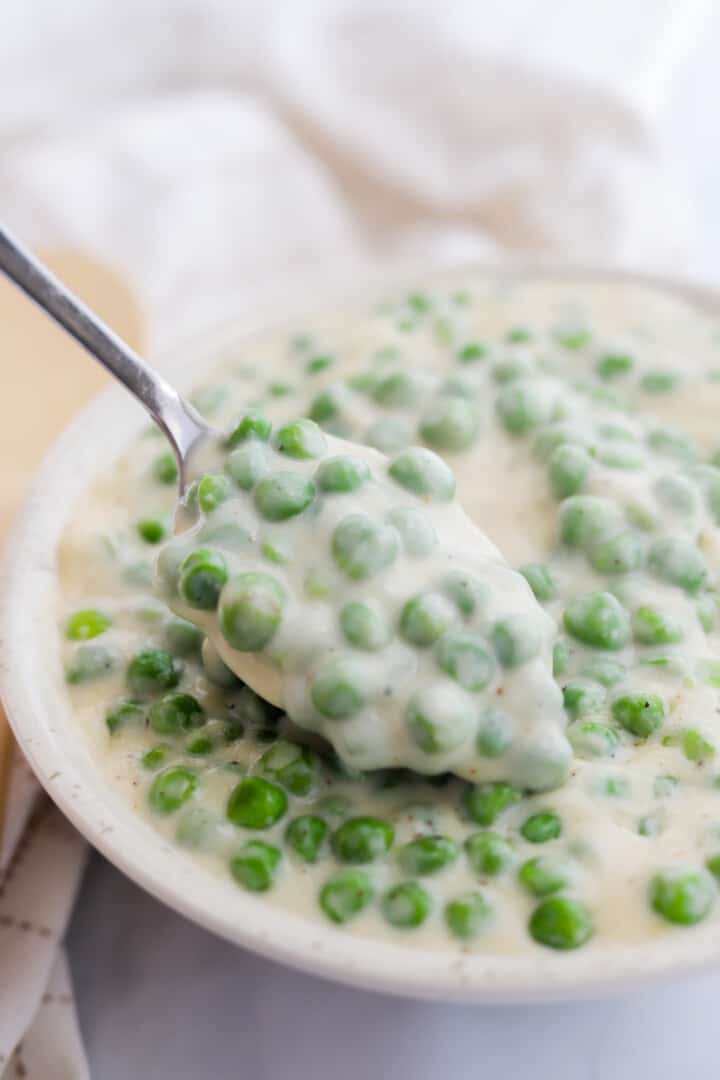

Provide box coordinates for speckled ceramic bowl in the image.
[2,264,719,1003]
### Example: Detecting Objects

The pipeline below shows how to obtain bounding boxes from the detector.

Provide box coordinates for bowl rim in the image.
[3,260,720,1005]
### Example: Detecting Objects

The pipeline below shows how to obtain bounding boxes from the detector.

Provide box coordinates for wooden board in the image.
[0,251,144,839]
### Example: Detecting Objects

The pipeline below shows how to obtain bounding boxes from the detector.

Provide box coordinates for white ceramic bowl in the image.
[3,264,720,1004]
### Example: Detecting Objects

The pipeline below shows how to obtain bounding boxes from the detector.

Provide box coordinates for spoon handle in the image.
[0,223,209,481]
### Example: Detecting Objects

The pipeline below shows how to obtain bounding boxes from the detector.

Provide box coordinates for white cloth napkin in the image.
[0,1,708,1074]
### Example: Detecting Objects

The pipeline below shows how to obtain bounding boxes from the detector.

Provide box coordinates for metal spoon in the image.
[0,223,211,490]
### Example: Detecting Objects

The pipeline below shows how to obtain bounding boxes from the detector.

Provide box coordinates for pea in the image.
[491,615,540,668]
[230,841,282,891]
[493,358,533,383]
[507,326,531,343]
[559,495,619,549]
[225,410,272,448]
[706,854,720,881]
[519,563,556,603]
[589,531,644,575]
[441,571,486,616]
[552,640,570,677]
[435,631,495,691]
[419,398,480,452]
[149,766,198,815]
[285,815,328,863]
[462,782,522,826]
[654,474,698,517]
[476,707,513,757]
[227,777,288,829]
[465,830,513,876]
[382,881,431,928]
[397,835,458,876]
[274,418,326,460]
[308,388,340,425]
[563,591,630,650]
[372,371,418,407]
[597,353,634,379]
[260,740,319,796]
[568,721,620,758]
[518,856,569,897]
[562,680,606,719]
[179,548,228,610]
[254,472,316,521]
[332,816,394,863]
[332,514,399,579]
[315,455,370,494]
[388,448,456,501]
[306,353,334,374]
[66,643,115,684]
[105,700,144,735]
[548,444,590,499]
[387,507,437,556]
[496,381,548,435]
[149,693,204,735]
[641,371,677,394]
[365,417,413,453]
[340,602,390,652]
[650,867,715,925]
[648,535,706,593]
[612,694,665,738]
[225,443,269,490]
[520,811,561,844]
[126,648,180,697]
[186,734,213,756]
[682,728,715,763]
[406,685,474,754]
[529,897,593,950]
[220,572,285,651]
[152,451,178,485]
[445,892,492,939]
[533,423,584,461]
[458,342,486,363]
[647,426,696,463]
[399,592,453,647]
[141,744,171,770]
[632,606,683,646]
[581,656,626,687]
[320,869,374,923]
[201,639,238,688]
[66,608,110,641]
[195,474,230,514]
[311,658,367,719]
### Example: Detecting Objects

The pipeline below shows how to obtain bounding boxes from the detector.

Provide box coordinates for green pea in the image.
[552,640,570,677]
[225,411,272,448]
[136,516,166,544]
[496,381,548,435]
[518,563,556,603]
[435,630,495,691]
[386,507,437,556]
[308,388,341,425]
[568,721,620,758]
[306,353,334,375]
[518,855,570,897]
[632,606,683,646]
[149,693,205,734]
[612,694,665,738]
[260,740,319,796]
[227,777,288,829]
[533,423,584,461]
[225,443,269,490]
[230,841,282,891]
[706,854,720,881]
[491,615,540,668]
[388,448,456,501]
[563,591,630,650]
[493,357,533,383]
[340,602,390,652]
[311,657,367,719]
[66,643,116,684]
[364,417,413,453]
[648,535,706,593]
[399,592,454,647]
[559,495,619,549]
[220,572,285,651]
[445,892,492,939]
[285,815,328,863]
[458,342,486,363]
[126,648,180,697]
[149,766,198,815]
[372,371,418,407]
[465,830,513,876]
[332,816,394,863]
[581,656,626,687]
[66,608,111,641]
[275,418,327,459]
[320,869,374,923]
[597,353,634,379]
[694,464,720,523]
[682,728,715,763]
[141,744,171,770]
[650,867,715,925]
[441,571,486,616]
[562,680,606,719]
[654,474,698,517]
[105,700,144,735]
[186,734,213,756]
[332,513,399,579]
[164,617,203,657]
[647,426,696,463]
[506,326,531,343]
[197,474,230,514]
[419,398,480,451]
[315,455,370,494]
[589,531,644,575]
[406,685,474,754]
[462,782,522,826]
[557,327,589,350]
[641,371,677,394]
[548,444,590,498]
[529,897,593,950]
[179,548,228,610]
[397,835,458,876]
[152,451,178,485]
[382,881,431,929]
[201,639,238,688]
[476,707,513,757]
[521,811,562,844]
[254,471,316,521]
